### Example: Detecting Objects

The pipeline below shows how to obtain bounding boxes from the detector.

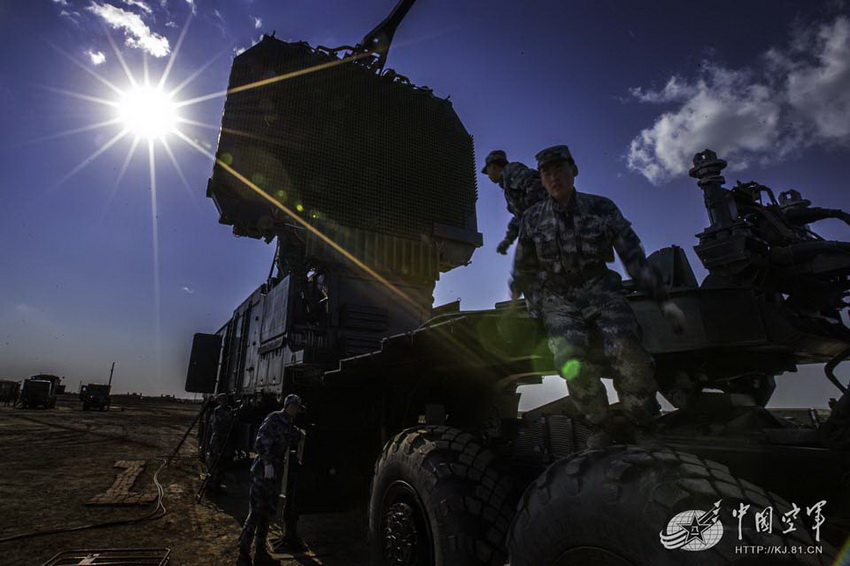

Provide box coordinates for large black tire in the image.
[509,446,832,566]
[369,426,519,566]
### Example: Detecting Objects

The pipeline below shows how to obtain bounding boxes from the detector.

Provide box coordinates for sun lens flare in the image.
[117,85,178,140]
[560,359,582,380]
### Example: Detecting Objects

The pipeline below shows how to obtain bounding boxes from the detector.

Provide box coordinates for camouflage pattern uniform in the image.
[482,150,548,251]
[206,403,233,487]
[500,162,548,247]
[238,409,300,559]
[511,146,668,429]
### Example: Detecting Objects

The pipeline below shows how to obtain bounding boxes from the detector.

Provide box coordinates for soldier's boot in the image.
[236,533,253,566]
[632,425,663,450]
[628,411,663,449]
[279,536,307,552]
[623,398,663,449]
[253,537,273,565]
[586,427,611,449]
[585,418,616,450]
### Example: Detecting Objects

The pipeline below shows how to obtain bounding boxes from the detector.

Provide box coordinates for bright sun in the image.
[117,85,178,140]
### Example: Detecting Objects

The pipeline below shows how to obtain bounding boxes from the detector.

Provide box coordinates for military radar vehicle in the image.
[20,375,61,410]
[186,2,850,563]
[0,379,21,405]
[80,383,111,411]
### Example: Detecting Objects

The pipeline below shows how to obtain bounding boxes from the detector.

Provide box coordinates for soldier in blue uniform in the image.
[237,394,306,566]
[206,393,234,492]
[510,145,686,448]
[482,150,547,255]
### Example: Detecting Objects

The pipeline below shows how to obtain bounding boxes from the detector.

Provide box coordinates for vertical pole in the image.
[107,362,116,411]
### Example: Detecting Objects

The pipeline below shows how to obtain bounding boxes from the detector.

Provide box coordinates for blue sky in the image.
[0,1,848,405]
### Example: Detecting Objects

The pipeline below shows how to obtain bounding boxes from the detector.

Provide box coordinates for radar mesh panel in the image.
[208,36,478,242]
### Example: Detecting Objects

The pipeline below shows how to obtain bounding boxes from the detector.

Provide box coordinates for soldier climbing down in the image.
[510,144,686,449]
[482,149,547,255]
[237,394,306,566]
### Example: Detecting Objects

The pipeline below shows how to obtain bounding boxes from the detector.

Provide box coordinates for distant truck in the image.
[29,374,65,395]
[80,383,111,411]
[20,376,60,409]
[0,380,21,406]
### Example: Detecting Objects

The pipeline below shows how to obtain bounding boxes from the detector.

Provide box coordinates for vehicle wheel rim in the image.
[381,480,433,566]
[554,546,636,566]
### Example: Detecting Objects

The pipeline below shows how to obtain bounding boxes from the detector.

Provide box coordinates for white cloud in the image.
[87,2,171,58]
[784,17,850,142]
[181,286,195,295]
[252,16,262,29]
[59,8,82,22]
[234,33,264,55]
[185,0,196,15]
[210,9,228,38]
[52,0,70,6]
[86,49,106,65]
[120,0,153,14]
[629,76,699,104]
[627,65,784,184]
[627,15,850,185]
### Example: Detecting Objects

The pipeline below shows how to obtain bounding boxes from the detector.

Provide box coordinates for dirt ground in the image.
[0,396,369,566]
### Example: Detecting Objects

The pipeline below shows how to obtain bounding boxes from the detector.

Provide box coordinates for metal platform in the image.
[41,548,170,566]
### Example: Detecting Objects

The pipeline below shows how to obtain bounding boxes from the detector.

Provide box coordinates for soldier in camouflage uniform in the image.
[237,394,306,566]
[206,393,234,492]
[510,145,686,448]
[482,150,548,255]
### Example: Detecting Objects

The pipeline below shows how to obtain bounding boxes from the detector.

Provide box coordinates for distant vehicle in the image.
[29,374,65,395]
[80,383,111,411]
[20,377,58,409]
[0,380,21,406]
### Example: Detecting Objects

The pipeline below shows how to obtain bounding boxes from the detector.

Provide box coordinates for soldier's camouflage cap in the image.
[535,145,576,170]
[284,393,306,409]
[481,149,508,174]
